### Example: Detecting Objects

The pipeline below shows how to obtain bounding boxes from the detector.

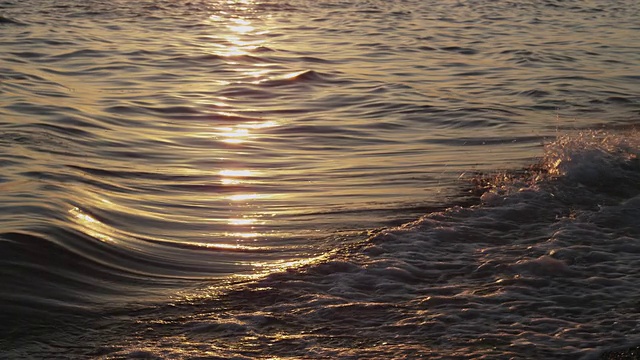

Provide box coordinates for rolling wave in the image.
[96,130,640,359]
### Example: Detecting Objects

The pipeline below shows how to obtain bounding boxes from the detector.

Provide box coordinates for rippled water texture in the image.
[1,0,640,358]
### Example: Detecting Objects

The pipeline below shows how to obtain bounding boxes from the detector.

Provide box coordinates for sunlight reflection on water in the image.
[3,0,640,357]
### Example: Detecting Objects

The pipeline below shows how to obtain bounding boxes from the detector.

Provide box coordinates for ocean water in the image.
[1,0,640,358]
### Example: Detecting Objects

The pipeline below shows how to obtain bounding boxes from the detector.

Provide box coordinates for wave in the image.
[3,118,638,360]
[90,129,640,359]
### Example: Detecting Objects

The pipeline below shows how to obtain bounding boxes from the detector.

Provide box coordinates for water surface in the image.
[1,0,640,358]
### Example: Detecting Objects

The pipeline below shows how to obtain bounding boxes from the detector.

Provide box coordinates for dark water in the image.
[1,0,640,358]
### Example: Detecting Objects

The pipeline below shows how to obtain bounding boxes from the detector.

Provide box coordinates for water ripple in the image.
[2,0,640,357]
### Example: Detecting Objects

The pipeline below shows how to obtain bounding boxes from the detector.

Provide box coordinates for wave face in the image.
[72,130,639,359]
[1,0,640,358]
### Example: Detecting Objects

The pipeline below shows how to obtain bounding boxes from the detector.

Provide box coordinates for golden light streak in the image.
[216,120,279,144]
[227,193,262,201]
[69,206,116,244]
[225,232,261,238]
[228,24,255,34]
[220,127,250,144]
[206,1,267,59]
[241,120,278,129]
[178,241,267,251]
[244,68,272,78]
[201,3,283,253]
[221,178,242,185]
[281,70,307,80]
[227,19,255,34]
[228,217,258,226]
[219,169,253,177]
[200,242,254,250]
[238,253,333,280]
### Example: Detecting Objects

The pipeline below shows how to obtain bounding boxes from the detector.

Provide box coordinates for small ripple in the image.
[439,46,478,55]
[8,51,46,59]
[66,164,205,182]
[48,49,112,60]
[518,89,552,98]
[256,70,335,87]
[0,14,26,25]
